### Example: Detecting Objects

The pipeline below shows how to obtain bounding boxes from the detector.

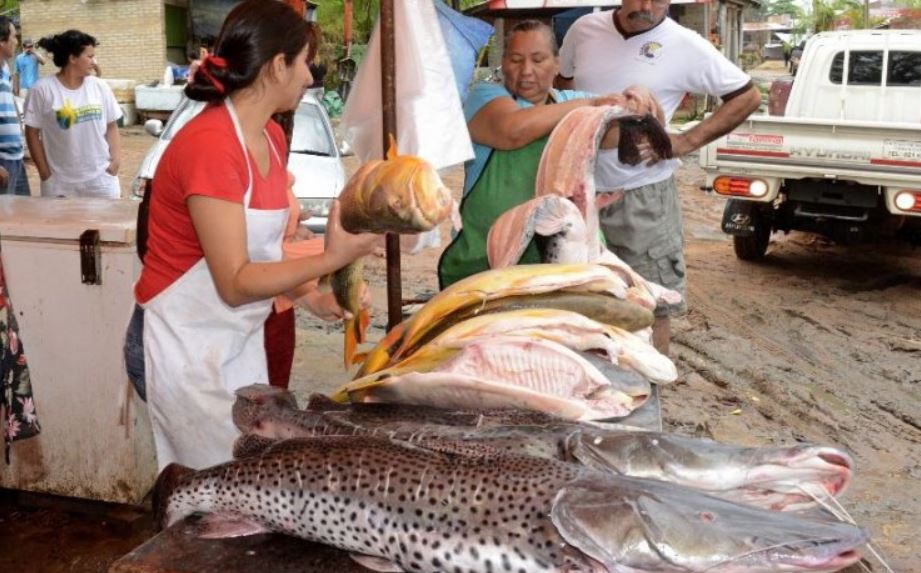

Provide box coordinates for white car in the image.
[131,91,347,232]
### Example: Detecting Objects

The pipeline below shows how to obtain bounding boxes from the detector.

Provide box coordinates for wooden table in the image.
[109,517,370,573]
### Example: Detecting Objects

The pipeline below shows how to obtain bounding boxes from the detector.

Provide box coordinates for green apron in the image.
[438,136,547,289]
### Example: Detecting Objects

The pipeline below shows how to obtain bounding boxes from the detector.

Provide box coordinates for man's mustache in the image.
[627,10,655,22]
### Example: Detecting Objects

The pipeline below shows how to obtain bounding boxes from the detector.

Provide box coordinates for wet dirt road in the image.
[669,163,920,571]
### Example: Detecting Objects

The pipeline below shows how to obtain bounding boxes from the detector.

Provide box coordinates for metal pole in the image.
[380,0,402,332]
[863,0,870,28]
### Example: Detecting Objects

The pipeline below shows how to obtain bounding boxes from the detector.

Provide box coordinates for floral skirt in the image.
[1,248,40,463]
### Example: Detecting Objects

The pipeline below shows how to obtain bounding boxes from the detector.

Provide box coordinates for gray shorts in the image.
[599,176,687,317]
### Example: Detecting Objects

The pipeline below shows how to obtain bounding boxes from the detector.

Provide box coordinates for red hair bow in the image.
[197,54,228,94]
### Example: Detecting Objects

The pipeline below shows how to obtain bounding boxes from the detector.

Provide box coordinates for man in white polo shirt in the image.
[557,0,760,354]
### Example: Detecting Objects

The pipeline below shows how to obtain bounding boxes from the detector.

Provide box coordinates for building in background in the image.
[20,0,189,83]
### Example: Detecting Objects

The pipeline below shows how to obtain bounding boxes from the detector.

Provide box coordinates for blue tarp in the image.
[433,1,495,103]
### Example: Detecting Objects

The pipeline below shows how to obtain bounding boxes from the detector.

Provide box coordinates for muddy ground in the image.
[2,76,919,570]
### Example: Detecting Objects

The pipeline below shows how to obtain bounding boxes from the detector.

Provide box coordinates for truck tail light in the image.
[894,190,921,213]
[713,176,769,198]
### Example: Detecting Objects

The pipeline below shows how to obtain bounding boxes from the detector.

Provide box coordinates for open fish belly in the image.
[441,336,618,397]
[487,196,589,269]
[346,336,644,420]
[350,371,639,421]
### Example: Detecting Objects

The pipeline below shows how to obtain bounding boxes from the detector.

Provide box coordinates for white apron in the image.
[142,100,288,470]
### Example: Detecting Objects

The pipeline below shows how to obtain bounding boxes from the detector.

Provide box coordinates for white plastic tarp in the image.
[340,0,474,170]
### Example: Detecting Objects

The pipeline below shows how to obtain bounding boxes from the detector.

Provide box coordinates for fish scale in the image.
[163,437,596,573]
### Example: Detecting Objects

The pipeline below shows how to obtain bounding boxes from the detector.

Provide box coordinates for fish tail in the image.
[343,315,359,369]
[357,308,371,344]
[152,463,194,531]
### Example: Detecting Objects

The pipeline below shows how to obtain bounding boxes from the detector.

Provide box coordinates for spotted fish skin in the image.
[161,436,598,573]
[232,387,855,513]
[159,435,868,573]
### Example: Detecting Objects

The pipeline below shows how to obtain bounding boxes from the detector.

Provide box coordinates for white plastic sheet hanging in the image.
[340,0,474,170]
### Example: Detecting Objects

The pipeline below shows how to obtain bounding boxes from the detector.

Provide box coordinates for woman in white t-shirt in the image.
[24,30,122,198]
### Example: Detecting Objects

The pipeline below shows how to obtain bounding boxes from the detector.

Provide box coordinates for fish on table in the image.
[334,335,649,421]
[156,435,867,573]
[355,263,641,377]
[422,309,675,386]
[332,137,453,367]
[231,386,855,512]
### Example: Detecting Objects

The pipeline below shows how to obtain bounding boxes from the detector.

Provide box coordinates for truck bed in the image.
[700,114,921,188]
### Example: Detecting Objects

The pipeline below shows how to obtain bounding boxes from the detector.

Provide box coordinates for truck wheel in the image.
[733,210,771,261]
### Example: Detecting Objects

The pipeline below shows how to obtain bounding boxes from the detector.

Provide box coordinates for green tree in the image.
[811,0,836,31]
[766,0,802,17]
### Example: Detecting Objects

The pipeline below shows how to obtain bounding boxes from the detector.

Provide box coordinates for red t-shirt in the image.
[135,104,289,303]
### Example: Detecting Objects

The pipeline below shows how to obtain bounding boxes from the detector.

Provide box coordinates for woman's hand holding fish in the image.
[298,282,370,322]
[324,200,380,267]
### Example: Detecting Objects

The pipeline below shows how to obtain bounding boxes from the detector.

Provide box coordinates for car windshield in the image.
[291,102,335,156]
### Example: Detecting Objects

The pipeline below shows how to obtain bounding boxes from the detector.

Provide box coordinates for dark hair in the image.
[0,17,12,43]
[186,0,311,102]
[37,30,98,68]
[505,20,558,57]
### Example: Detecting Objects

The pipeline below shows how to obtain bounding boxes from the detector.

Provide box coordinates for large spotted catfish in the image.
[156,435,867,573]
[233,385,854,513]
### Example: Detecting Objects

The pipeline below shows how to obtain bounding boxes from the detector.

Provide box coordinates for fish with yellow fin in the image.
[331,136,453,367]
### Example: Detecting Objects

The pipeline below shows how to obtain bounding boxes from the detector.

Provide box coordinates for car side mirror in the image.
[338,140,354,157]
[144,119,164,137]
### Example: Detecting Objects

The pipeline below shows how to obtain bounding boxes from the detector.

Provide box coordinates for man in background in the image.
[0,19,30,195]
[557,0,760,354]
[13,36,44,99]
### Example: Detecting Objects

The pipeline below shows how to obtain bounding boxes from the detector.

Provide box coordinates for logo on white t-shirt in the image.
[54,99,103,130]
[639,41,663,60]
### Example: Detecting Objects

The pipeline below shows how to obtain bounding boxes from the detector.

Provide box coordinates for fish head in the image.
[371,155,452,233]
[551,474,867,573]
[232,384,299,433]
[722,444,853,511]
[569,432,853,512]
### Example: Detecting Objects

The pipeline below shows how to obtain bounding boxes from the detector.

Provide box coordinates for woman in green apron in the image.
[438,20,632,288]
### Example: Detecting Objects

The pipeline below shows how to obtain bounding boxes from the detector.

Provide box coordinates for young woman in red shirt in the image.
[132,0,377,470]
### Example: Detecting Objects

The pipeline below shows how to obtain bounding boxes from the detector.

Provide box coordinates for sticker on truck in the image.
[727,133,784,148]
[878,140,921,168]
[719,133,789,159]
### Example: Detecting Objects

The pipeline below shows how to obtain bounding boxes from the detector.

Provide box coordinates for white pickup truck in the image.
[699,30,921,259]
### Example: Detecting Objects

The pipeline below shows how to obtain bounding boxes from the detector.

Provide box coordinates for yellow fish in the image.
[352,263,633,379]
[332,136,452,368]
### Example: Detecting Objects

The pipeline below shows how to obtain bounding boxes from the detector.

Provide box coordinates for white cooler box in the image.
[0,197,156,504]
